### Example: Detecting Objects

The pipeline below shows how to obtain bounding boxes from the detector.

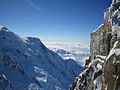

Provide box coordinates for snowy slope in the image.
[0,26,83,90]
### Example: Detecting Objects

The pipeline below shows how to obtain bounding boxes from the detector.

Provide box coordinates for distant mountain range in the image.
[49,47,89,66]
[44,41,89,66]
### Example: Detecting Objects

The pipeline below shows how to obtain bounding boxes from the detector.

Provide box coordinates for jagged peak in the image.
[26,37,41,42]
[22,36,43,45]
[0,25,44,48]
[0,25,9,32]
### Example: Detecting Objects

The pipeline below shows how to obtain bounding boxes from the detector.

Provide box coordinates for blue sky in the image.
[0,0,111,44]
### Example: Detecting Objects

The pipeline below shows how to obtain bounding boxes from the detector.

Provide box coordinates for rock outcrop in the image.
[69,0,120,90]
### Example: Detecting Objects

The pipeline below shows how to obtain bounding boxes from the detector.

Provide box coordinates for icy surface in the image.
[107,41,120,60]
[94,75,102,90]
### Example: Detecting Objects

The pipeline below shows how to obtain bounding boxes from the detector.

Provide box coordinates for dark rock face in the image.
[3,55,25,75]
[69,1,120,90]
[0,74,12,90]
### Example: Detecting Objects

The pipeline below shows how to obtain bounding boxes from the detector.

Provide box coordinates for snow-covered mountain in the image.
[0,26,83,90]
[44,41,89,66]
[49,48,89,66]
[49,48,73,59]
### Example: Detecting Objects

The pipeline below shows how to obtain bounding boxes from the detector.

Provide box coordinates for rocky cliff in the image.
[69,1,120,90]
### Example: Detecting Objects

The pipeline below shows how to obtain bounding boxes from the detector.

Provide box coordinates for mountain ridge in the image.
[0,26,83,90]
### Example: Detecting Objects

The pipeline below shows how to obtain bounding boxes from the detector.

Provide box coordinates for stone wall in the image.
[90,23,112,60]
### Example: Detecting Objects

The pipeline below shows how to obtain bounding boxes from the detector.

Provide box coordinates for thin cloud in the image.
[25,0,41,12]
